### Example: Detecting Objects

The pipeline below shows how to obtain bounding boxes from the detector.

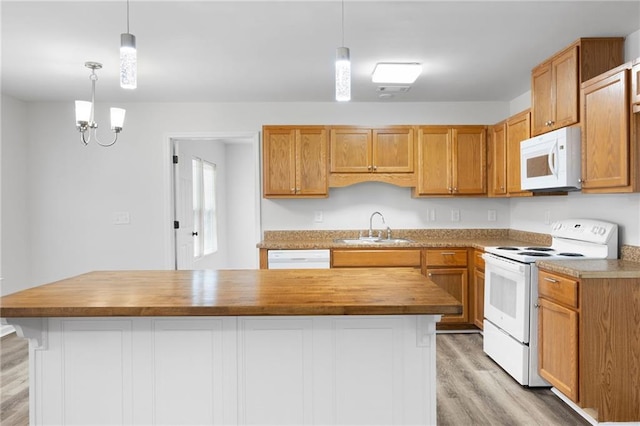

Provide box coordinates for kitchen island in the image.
[0,268,461,426]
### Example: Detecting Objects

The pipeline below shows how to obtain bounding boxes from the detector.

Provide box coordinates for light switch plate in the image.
[113,211,130,225]
[451,209,460,222]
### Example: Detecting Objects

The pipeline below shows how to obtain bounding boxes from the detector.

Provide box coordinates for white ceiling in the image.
[2,1,639,103]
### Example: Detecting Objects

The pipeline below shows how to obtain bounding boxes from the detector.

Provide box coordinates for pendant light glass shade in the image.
[110,107,126,130]
[335,46,351,102]
[120,32,137,89]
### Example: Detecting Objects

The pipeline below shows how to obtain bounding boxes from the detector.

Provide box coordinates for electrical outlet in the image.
[314,210,323,223]
[488,209,497,222]
[113,211,130,225]
[450,209,460,222]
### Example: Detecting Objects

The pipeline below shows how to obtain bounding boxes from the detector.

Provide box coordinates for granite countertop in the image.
[0,269,462,318]
[537,259,640,279]
[257,228,551,250]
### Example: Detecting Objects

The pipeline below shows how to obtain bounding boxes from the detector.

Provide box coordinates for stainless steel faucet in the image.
[368,211,391,239]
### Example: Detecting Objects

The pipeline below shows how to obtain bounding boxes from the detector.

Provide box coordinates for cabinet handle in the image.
[544,277,559,283]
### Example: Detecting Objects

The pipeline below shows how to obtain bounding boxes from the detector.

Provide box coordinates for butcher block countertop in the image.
[0,269,462,318]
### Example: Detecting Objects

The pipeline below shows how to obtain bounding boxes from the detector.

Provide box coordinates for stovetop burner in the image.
[525,247,555,252]
[497,247,520,250]
[558,252,584,257]
[517,251,553,257]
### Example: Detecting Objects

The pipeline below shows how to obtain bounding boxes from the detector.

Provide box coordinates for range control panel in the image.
[551,219,618,244]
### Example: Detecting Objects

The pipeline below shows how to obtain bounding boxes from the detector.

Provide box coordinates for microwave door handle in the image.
[548,142,559,177]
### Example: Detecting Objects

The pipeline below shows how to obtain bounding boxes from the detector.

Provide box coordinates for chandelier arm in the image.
[80,130,91,146]
[94,132,119,148]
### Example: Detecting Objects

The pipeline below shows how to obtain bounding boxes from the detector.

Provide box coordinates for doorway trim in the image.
[162,131,261,270]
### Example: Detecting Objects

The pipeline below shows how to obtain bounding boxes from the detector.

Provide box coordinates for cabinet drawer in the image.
[424,249,467,267]
[474,250,485,270]
[538,271,578,308]
[332,250,421,268]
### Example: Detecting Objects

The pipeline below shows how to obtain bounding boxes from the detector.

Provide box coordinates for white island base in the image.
[10,314,441,426]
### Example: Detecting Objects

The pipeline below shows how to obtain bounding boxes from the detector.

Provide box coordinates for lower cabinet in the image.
[422,249,469,324]
[331,249,421,268]
[537,268,640,423]
[472,249,485,330]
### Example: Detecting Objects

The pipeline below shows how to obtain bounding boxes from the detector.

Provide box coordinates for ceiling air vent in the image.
[376,86,411,93]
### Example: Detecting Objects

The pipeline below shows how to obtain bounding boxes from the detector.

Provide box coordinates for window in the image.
[192,158,218,258]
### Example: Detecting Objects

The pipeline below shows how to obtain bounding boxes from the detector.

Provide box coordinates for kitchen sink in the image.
[333,238,414,244]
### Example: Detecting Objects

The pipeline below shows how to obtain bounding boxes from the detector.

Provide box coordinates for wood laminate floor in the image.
[1,331,589,425]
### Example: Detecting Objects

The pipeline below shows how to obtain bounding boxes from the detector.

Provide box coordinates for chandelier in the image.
[74,62,126,147]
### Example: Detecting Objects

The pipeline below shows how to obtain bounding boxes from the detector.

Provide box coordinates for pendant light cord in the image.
[341,0,345,46]
[126,0,130,33]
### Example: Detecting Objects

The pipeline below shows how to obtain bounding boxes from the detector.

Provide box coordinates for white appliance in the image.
[267,249,330,269]
[520,126,582,191]
[482,219,618,387]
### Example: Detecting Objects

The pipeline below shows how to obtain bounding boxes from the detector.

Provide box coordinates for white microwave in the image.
[520,126,581,191]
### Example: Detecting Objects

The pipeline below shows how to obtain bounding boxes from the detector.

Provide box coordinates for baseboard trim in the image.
[550,387,640,425]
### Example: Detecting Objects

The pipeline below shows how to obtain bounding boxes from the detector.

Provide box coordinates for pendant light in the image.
[120,0,137,89]
[335,0,351,102]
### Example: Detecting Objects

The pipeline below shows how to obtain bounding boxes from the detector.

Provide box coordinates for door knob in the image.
[192,232,198,236]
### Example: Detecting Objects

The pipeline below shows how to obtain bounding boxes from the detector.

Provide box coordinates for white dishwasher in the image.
[267,249,330,269]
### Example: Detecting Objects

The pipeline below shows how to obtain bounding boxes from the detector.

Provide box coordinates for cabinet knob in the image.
[578,178,583,183]
[534,303,540,309]
[453,187,458,192]
[373,165,378,171]
[448,187,452,192]
[368,165,372,171]
[428,273,432,277]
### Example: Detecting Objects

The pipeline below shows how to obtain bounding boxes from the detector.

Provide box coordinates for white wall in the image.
[5,100,509,292]
[1,95,30,296]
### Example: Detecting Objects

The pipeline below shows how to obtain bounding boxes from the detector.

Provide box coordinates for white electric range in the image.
[482,219,618,387]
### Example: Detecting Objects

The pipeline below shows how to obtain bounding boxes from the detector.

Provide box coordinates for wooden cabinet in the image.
[415,126,486,196]
[581,64,639,193]
[531,38,624,136]
[488,111,532,197]
[537,270,579,402]
[472,250,485,330]
[331,249,421,268]
[329,126,416,188]
[537,268,640,422]
[262,126,328,198]
[632,58,640,109]
[422,249,469,324]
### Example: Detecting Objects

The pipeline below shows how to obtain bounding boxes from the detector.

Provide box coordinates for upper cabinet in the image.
[262,126,328,198]
[531,38,624,136]
[632,58,640,110]
[581,63,639,193]
[488,110,533,197]
[329,126,416,188]
[415,126,486,196]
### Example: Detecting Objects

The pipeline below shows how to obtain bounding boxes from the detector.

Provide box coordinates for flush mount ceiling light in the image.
[371,63,422,84]
[120,0,137,89]
[335,0,350,102]
[75,62,126,147]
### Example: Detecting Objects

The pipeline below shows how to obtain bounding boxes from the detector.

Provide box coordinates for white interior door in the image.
[174,142,196,270]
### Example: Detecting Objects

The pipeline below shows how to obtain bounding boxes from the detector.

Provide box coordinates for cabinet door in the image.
[330,127,372,173]
[581,69,630,191]
[263,127,296,196]
[532,61,553,136]
[633,61,640,107]
[452,127,486,195]
[488,122,507,196]
[553,46,579,130]
[372,127,414,173]
[425,268,468,323]
[416,127,451,195]
[506,110,532,195]
[538,298,579,402]
[297,128,328,196]
[473,268,484,330]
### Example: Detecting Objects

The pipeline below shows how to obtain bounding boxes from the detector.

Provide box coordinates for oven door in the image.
[483,253,531,343]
